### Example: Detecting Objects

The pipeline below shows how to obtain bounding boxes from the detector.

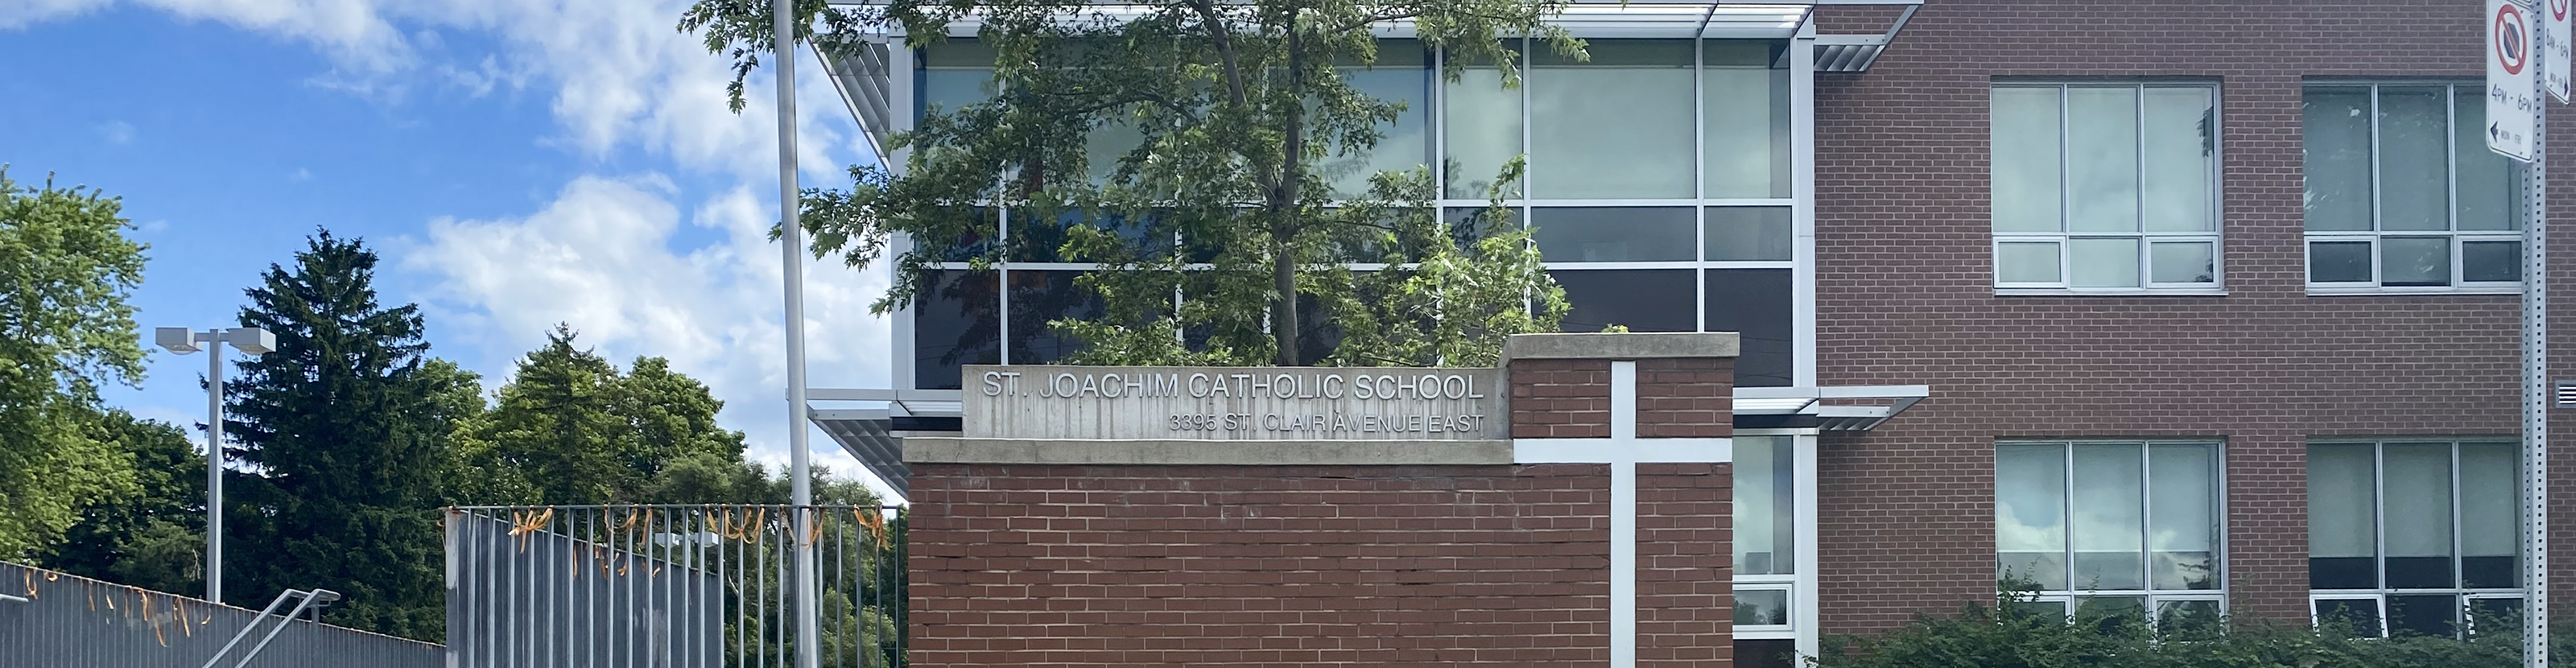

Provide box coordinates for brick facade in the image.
[1511,359,1615,438]
[1813,0,2576,633]
[906,464,1615,667]
[908,338,1744,667]
[1637,463,1736,666]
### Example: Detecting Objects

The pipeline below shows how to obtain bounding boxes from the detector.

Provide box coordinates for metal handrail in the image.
[200,588,340,668]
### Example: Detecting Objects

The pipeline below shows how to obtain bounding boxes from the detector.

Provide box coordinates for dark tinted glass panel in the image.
[2463,241,2520,282]
[1553,270,1694,333]
[2314,599,2383,638]
[2469,598,2524,637]
[914,270,1001,390]
[2384,556,2455,589]
[907,208,999,262]
[1531,208,1696,262]
[2462,556,2518,589]
[1295,294,1343,366]
[2074,596,2146,634]
[2388,595,2459,638]
[2309,558,2376,590]
[1006,270,1106,365]
[1705,207,1792,261]
[1707,269,1794,387]
[1733,589,1788,625]
[2007,600,2068,619]
[2309,241,2372,283]
[1734,639,1798,668]
[2156,600,2223,638]
[1009,209,1170,263]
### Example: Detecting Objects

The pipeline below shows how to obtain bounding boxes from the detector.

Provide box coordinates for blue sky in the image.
[4,1,893,492]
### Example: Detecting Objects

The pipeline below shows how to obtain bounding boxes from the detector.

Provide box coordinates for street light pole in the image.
[204,333,225,604]
[155,326,273,605]
[770,0,821,666]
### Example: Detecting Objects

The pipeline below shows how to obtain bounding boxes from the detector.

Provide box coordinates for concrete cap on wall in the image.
[1501,332,1740,361]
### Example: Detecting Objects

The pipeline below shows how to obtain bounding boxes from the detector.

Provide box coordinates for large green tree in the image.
[0,167,150,558]
[475,324,751,505]
[683,0,1571,367]
[224,230,455,638]
[34,410,205,594]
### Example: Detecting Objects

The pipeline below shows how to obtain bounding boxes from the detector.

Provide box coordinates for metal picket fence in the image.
[444,505,905,668]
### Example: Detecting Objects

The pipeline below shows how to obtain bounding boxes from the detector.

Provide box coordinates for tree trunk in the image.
[1271,10,1307,366]
[1273,241,1298,365]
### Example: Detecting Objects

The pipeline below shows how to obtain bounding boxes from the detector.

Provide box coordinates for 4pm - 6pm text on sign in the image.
[962,365,1509,441]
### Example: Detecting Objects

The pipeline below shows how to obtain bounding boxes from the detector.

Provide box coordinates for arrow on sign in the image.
[2494,122,2506,142]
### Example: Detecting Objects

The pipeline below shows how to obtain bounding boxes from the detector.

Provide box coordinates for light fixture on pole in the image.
[153,325,273,604]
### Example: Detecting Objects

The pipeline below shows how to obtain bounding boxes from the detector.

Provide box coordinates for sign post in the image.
[2495,1,2553,666]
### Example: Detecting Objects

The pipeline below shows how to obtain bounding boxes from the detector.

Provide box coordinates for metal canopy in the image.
[811,407,911,493]
[808,382,1929,496]
[1731,385,1929,431]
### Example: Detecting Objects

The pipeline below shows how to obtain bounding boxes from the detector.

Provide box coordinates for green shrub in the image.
[1810,588,2568,668]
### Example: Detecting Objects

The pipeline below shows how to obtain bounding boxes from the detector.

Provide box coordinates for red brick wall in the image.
[1638,463,1735,667]
[1637,358,1737,439]
[906,464,1616,668]
[1813,0,2576,633]
[1512,359,1614,438]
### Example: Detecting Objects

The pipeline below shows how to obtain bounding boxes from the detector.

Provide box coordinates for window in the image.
[2302,84,2521,291]
[1530,40,1697,199]
[1321,41,1432,198]
[1997,441,2223,629]
[1992,83,2221,291]
[904,38,1809,390]
[2308,439,2521,638]
[1733,435,1799,649]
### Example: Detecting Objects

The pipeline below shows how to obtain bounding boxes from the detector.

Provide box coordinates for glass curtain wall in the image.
[909,37,1794,389]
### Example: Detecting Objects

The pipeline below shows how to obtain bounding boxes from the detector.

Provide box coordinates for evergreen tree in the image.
[480,324,751,504]
[481,324,627,504]
[0,167,150,557]
[224,230,449,639]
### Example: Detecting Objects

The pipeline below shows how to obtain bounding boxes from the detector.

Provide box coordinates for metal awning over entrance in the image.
[810,384,1926,497]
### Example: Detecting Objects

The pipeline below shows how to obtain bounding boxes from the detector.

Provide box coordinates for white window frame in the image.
[2301,82,2524,295]
[1990,81,2226,295]
[2306,437,2526,638]
[1732,430,1816,652]
[1996,439,2229,632]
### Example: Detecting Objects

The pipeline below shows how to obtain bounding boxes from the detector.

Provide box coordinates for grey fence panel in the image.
[444,505,905,668]
[0,561,444,668]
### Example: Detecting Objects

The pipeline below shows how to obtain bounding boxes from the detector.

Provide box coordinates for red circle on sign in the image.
[2501,2,2530,76]
[2555,0,2569,23]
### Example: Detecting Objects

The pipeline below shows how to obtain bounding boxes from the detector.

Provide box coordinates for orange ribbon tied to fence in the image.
[854,507,889,542]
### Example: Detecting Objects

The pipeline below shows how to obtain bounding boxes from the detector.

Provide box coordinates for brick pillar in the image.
[1504,333,1740,668]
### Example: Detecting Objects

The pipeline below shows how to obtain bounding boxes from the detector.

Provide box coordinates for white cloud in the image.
[27,0,900,496]
[290,167,312,181]
[397,176,893,494]
[3,0,415,73]
[97,120,134,144]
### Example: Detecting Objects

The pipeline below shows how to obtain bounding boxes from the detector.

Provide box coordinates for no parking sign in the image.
[2490,0,2538,162]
